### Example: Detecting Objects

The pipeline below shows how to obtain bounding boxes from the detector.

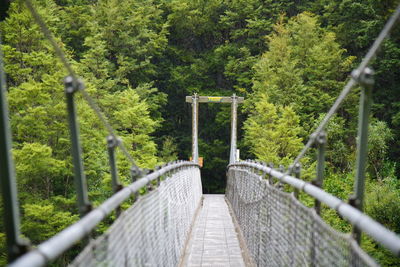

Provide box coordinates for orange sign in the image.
[198,157,203,167]
[189,157,203,167]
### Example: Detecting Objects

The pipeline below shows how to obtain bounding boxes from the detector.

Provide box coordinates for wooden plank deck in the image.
[180,195,247,267]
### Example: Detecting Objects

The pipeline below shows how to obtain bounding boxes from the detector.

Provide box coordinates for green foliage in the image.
[244,93,303,166]
[366,175,400,234]
[305,0,400,181]
[57,4,92,58]
[245,12,400,266]
[251,12,355,132]
[0,0,400,266]
[21,203,78,243]
[0,233,6,266]
[85,0,169,88]
[102,88,159,168]
[14,143,66,199]
[368,120,393,179]
[0,0,164,263]
[159,136,178,163]
[364,174,400,266]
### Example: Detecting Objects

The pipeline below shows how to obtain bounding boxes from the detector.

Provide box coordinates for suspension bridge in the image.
[2,2,400,266]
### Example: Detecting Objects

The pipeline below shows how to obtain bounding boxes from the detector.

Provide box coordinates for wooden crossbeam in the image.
[185,96,244,103]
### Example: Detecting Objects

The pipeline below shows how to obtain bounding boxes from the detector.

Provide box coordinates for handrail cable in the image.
[24,0,137,167]
[290,4,400,168]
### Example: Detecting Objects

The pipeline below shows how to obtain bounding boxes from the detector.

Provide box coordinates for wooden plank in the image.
[185,96,244,103]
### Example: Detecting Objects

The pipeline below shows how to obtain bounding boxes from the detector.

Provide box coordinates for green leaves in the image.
[0,1,399,265]
[21,203,78,243]
[245,12,354,168]
[367,120,393,179]
[252,13,355,131]
[244,94,303,166]
[0,1,164,258]
[85,0,169,87]
[14,143,66,198]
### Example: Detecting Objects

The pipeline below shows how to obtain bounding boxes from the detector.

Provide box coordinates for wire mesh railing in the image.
[71,163,202,267]
[10,161,202,267]
[226,161,400,266]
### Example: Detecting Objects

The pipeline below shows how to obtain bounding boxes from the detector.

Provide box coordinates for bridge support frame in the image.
[351,67,374,243]
[229,94,238,164]
[0,37,30,263]
[186,94,244,165]
[191,94,199,164]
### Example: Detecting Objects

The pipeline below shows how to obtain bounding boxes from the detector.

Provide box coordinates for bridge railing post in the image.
[267,163,274,185]
[0,37,29,263]
[350,67,374,243]
[130,165,142,200]
[313,131,326,215]
[107,135,123,216]
[292,163,301,199]
[64,76,92,217]
[107,135,122,193]
[277,165,285,189]
[229,94,238,164]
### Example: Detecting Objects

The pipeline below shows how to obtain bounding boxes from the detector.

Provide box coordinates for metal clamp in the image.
[64,76,84,94]
[130,165,143,182]
[107,135,121,149]
[292,163,301,198]
[351,67,375,87]
[316,131,327,146]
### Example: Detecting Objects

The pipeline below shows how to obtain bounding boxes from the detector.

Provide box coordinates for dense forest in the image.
[0,0,400,265]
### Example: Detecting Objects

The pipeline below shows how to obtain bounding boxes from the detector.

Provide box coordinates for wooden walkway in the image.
[181,195,247,267]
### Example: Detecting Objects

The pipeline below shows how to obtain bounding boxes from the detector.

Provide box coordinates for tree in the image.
[85,0,169,88]
[244,93,303,166]
[367,120,393,180]
[14,143,66,199]
[0,1,163,262]
[251,13,355,133]
[303,0,400,179]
